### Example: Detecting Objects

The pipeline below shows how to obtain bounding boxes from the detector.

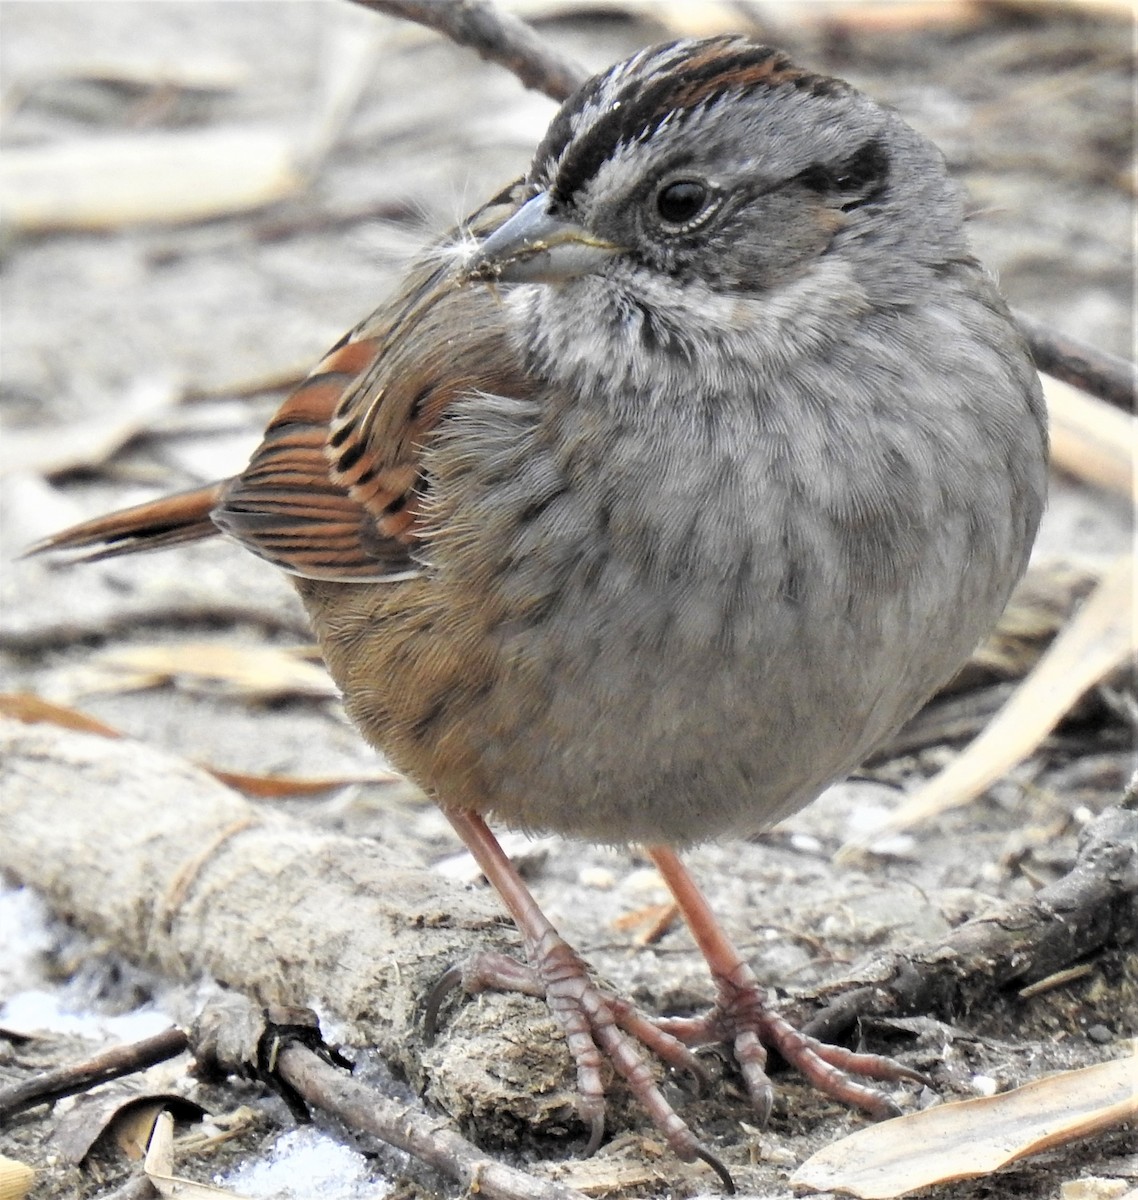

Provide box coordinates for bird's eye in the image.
[654,179,711,228]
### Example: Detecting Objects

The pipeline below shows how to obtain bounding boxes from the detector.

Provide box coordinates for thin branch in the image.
[798,804,1138,1044]
[274,1040,589,1200]
[0,1027,189,1120]
[1015,308,1137,413]
[189,994,589,1200]
[351,0,1135,415]
[350,0,587,100]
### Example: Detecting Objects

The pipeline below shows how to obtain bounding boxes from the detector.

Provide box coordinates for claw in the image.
[869,1094,903,1121]
[583,1110,606,1158]
[695,1146,736,1194]
[682,1052,712,1099]
[425,951,546,1042]
[422,964,465,1043]
[747,1078,774,1128]
[436,816,914,1194]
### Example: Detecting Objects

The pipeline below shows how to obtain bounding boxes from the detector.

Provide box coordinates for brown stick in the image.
[0,719,576,1142]
[350,0,587,100]
[1015,308,1137,413]
[799,804,1138,1044]
[275,1041,589,1200]
[0,1027,189,1120]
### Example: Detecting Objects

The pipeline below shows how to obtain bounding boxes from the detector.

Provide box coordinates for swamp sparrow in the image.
[36,35,1048,1187]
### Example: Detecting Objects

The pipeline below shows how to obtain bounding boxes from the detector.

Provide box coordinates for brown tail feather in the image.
[25,481,230,562]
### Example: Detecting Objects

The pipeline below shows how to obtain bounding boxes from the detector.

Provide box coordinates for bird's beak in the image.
[470,193,620,284]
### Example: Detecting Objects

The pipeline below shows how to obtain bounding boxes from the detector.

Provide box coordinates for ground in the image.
[0,3,1134,1199]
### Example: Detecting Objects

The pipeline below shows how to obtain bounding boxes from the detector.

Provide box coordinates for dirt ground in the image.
[1,3,1135,1199]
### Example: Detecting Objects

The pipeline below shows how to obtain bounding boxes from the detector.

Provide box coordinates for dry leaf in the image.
[0,691,395,797]
[791,1051,1138,1198]
[0,1156,35,1200]
[50,1088,204,1166]
[113,1100,171,1162]
[611,901,680,945]
[209,766,399,797]
[0,693,121,739]
[839,551,1135,855]
[80,642,336,701]
[144,1110,252,1199]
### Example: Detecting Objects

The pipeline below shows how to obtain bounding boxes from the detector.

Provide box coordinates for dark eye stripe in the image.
[795,139,891,207]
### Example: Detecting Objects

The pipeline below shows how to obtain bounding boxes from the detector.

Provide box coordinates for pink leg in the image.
[646,846,921,1122]
[435,810,735,1191]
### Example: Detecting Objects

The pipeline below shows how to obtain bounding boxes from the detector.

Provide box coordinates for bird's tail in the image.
[24,480,230,562]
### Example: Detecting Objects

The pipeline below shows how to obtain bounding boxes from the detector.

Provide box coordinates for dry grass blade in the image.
[748,0,1135,27]
[506,0,745,37]
[0,692,122,739]
[0,691,391,797]
[298,8,385,172]
[0,128,303,233]
[790,1050,1138,1198]
[967,559,1100,680]
[44,56,249,92]
[143,1110,251,1199]
[1045,377,1136,499]
[83,642,337,701]
[839,551,1135,856]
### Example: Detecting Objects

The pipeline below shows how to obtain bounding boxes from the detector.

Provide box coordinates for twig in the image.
[1015,308,1137,413]
[0,599,313,653]
[0,1027,189,1121]
[349,0,587,100]
[350,0,1135,414]
[799,805,1138,1044]
[190,994,588,1200]
[97,1178,159,1200]
[275,1041,588,1200]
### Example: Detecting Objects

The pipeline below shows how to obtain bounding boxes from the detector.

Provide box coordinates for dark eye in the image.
[655,179,711,227]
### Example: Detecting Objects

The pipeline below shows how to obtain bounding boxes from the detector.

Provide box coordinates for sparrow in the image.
[32,35,1049,1188]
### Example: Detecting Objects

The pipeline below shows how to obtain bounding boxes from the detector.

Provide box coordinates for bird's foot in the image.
[655,962,924,1123]
[424,937,736,1192]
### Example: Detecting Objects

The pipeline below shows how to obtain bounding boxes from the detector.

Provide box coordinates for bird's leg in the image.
[431,809,735,1191]
[645,845,922,1122]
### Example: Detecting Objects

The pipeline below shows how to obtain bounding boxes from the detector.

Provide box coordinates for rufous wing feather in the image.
[212,331,420,581]
[31,192,531,582]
